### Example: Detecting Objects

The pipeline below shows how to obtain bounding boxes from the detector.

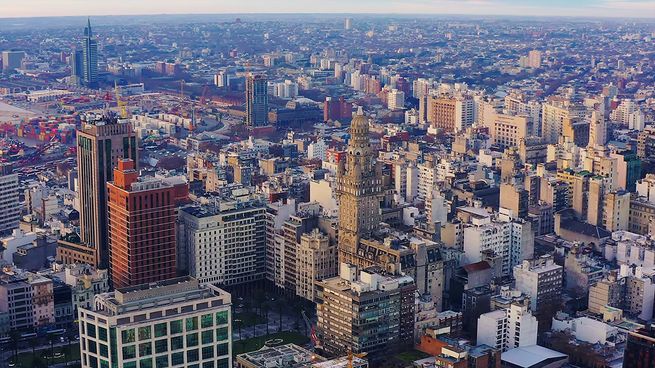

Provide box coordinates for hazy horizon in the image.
[2,0,655,19]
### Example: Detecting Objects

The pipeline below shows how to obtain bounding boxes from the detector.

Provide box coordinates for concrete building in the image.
[77,117,136,268]
[0,172,20,235]
[1,229,37,264]
[316,264,415,364]
[1,51,25,72]
[177,198,267,286]
[476,303,538,352]
[551,314,618,345]
[245,74,269,127]
[587,272,623,315]
[0,274,34,330]
[107,159,176,289]
[296,229,337,302]
[486,113,529,149]
[387,89,405,110]
[513,255,563,331]
[78,277,231,368]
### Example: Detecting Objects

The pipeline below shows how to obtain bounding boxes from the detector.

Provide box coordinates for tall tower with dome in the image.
[336,108,384,264]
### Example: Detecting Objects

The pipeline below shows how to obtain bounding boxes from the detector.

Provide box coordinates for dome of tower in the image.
[350,107,369,136]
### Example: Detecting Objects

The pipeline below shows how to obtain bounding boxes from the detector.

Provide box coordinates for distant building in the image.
[245,74,269,127]
[477,303,538,352]
[1,51,25,72]
[513,255,563,332]
[0,171,20,236]
[78,277,231,368]
[82,19,98,87]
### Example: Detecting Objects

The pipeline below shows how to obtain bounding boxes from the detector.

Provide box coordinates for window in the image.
[138,326,152,341]
[186,317,198,331]
[216,343,228,356]
[215,327,228,342]
[201,330,213,345]
[171,336,183,350]
[201,346,214,360]
[170,320,183,334]
[122,329,136,344]
[217,358,229,368]
[154,323,167,338]
[154,339,168,354]
[98,327,108,342]
[171,352,184,366]
[87,323,96,338]
[155,355,168,368]
[186,333,198,347]
[186,349,199,363]
[125,363,137,368]
[99,343,109,358]
[200,314,213,328]
[215,311,228,325]
[139,342,152,357]
[123,345,136,359]
[89,356,98,368]
[203,362,214,368]
[139,358,153,368]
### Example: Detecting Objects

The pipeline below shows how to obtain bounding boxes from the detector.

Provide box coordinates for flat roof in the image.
[501,345,567,368]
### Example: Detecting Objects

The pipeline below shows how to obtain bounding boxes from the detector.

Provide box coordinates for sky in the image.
[1,0,654,18]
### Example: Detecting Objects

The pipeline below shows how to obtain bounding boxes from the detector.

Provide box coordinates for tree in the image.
[29,336,39,365]
[47,334,58,367]
[8,330,21,364]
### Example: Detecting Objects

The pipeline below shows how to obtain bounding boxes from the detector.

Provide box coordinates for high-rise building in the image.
[78,277,232,368]
[82,18,98,88]
[487,113,529,149]
[107,159,177,289]
[245,74,269,127]
[70,49,84,85]
[336,110,383,264]
[316,264,415,364]
[624,325,655,368]
[513,255,563,332]
[77,117,136,268]
[344,17,353,30]
[177,198,267,286]
[1,51,25,72]
[387,89,405,110]
[0,168,20,235]
[324,96,353,122]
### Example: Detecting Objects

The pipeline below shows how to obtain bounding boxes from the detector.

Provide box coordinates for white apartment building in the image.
[477,303,538,352]
[78,277,232,368]
[295,229,338,302]
[177,199,267,286]
[307,138,327,161]
[463,216,534,277]
[513,255,563,314]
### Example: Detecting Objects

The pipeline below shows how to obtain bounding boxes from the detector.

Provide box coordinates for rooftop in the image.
[501,345,567,368]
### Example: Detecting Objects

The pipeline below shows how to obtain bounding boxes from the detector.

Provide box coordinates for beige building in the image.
[629,197,655,236]
[500,183,529,219]
[487,113,529,149]
[296,229,338,302]
[588,273,623,315]
[603,191,630,232]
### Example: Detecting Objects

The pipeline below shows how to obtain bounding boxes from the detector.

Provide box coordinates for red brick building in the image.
[107,159,177,289]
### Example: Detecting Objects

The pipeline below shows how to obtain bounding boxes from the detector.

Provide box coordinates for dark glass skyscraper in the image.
[82,18,98,88]
[245,74,268,127]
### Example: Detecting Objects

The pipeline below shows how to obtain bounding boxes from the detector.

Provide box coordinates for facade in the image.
[487,113,529,149]
[1,51,25,72]
[78,277,231,368]
[245,74,269,127]
[177,198,267,286]
[476,303,538,352]
[77,117,136,268]
[335,111,383,265]
[0,274,34,330]
[107,159,176,289]
[62,264,110,315]
[296,229,337,302]
[82,19,99,87]
[388,89,405,110]
[513,255,563,330]
[316,264,415,364]
[0,172,20,235]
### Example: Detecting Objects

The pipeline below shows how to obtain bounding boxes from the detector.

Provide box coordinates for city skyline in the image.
[2,0,655,18]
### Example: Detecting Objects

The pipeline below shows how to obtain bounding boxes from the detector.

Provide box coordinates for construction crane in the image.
[347,349,367,368]
[301,310,319,350]
[114,82,128,119]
